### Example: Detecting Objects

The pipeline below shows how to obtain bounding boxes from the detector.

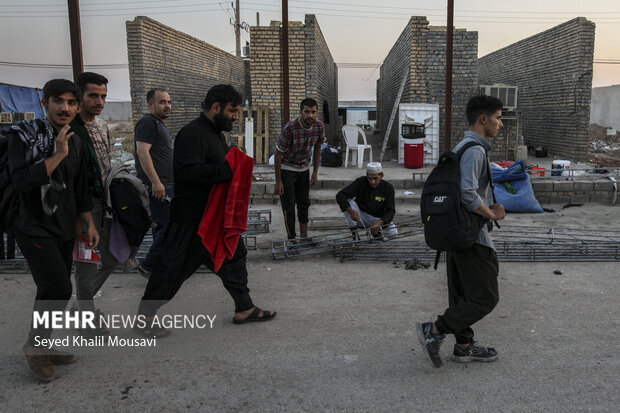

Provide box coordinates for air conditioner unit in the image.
[479,85,518,110]
[24,112,35,120]
[242,44,250,57]
[0,112,13,124]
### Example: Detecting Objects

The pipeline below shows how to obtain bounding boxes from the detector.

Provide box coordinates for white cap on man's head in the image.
[366,162,383,174]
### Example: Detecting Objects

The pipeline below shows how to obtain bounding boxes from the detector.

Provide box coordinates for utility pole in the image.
[281,0,290,124]
[444,0,454,150]
[67,0,84,81]
[235,0,241,57]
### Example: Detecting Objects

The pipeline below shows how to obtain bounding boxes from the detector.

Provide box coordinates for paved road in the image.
[0,203,618,412]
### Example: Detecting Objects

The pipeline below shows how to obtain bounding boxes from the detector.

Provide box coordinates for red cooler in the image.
[404,138,424,169]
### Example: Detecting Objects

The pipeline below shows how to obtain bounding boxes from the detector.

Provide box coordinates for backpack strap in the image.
[455,140,483,160]
[434,251,441,270]
[455,140,500,229]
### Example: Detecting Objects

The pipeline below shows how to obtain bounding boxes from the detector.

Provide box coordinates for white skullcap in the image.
[366,162,383,174]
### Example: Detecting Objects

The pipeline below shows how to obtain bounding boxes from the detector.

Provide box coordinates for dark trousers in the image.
[280,169,310,239]
[141,189,173,271]
[16,231,74,345]
[435,243,499,345]
[138,221,254,317]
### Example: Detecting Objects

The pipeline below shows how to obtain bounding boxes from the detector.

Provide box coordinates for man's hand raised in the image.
[55,124,73,158]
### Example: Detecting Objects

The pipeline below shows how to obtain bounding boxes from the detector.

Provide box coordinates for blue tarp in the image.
[0,83,45,119]
[492,160,544,213]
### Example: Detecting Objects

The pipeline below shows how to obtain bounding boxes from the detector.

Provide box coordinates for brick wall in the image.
[250,15,338,152]
[378,17,478,153]
[531,179,616,204]
[478,18,595,162]
[304,15,339,143]
[126,16,247,136]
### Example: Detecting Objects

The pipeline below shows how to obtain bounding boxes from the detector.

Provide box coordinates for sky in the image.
[1,0,619,102]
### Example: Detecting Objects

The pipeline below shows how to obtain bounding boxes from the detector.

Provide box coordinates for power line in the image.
[1,1,619,22]
[0,61,128,69]
[3,0,620,15]
[0,0,220,7]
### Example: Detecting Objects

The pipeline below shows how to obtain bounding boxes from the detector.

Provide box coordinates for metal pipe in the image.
[235,0,241,57]
[281,0,290,125]
[444,0,454,151]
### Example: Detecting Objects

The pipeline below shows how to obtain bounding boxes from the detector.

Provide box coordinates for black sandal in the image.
[232,307,277,324]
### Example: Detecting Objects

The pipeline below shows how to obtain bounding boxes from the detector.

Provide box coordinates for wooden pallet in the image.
[232,106,270,164]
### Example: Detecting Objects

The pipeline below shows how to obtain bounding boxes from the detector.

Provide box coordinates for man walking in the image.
[71,72,117,336]
[274,98,325,241]
[336,162,397,240]
[8,79,99,381]
[134,88,174,277]
[416,95,506,368]
[135,84,275,337]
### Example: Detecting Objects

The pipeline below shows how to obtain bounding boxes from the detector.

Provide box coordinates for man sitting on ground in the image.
[336,162,397,240]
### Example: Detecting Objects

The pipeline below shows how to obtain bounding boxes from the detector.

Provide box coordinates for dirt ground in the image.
[0,202,618,411]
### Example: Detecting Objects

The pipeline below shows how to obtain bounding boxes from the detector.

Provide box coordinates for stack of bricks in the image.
[531,179,616,205]
[126,16,247,137]
[377,17,478,153]
[478,17,595,162]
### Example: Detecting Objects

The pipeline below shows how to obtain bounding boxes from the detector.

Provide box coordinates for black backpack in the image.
[420,141,495,269]
[321,146,343,167]
[109,178,151,247]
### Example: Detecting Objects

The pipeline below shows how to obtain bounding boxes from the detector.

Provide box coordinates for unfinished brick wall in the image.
[377,17,478,153]
[478,18,595,162]
[250,15,338,152]
[250,21,306,152]
[126,16,247,136]
[303,15,339,143]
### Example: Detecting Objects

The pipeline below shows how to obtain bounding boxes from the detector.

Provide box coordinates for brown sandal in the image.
[232,307,277,324]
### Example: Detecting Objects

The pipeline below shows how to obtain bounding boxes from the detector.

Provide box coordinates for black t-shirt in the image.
[336,176,396,224]
[134,114,174,189]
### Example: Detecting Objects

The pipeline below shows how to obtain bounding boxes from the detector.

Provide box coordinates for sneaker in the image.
[416,322,445,368]
[450,342,498,363]
[23,344,55,382]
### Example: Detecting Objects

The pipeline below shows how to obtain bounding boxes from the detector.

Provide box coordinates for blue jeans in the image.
[141,188,173,271]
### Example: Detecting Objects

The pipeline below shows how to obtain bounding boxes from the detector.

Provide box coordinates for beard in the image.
[214,111,234,132]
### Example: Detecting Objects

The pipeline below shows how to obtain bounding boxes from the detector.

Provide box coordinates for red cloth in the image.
[495,160,515,169]
[198,147,254,272]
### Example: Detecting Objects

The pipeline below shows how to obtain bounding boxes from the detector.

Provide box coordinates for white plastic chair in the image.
[342,125,372,168]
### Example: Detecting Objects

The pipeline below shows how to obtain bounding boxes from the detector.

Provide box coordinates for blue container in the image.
[551,160,570,176]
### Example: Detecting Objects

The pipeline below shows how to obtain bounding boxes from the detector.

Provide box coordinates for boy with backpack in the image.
[417,95,506,368]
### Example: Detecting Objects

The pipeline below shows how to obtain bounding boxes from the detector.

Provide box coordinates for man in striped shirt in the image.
[274,98,325,240]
